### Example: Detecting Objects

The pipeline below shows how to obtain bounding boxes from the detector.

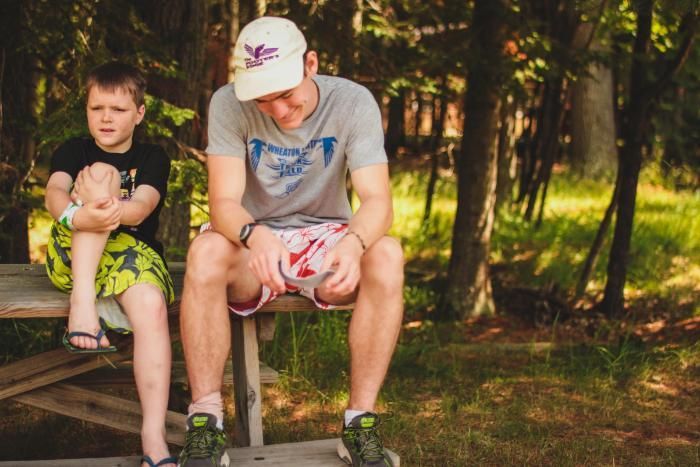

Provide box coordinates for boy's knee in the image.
[138,286,167,312]
[89,162,121,196]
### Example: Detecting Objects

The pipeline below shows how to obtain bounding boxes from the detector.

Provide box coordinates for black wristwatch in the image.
[239,222,259,248]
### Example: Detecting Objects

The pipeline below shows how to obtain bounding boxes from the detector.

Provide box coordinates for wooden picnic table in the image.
[0,263,399,465]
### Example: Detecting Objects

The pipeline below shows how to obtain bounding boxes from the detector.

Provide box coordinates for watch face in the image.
[240,224,251,242]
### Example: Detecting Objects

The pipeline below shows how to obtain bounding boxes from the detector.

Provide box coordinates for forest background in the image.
[0,0,698,465]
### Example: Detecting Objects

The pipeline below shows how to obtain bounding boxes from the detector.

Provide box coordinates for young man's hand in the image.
[72,197,122,232]
[246,226,289,294]
[73,166,114,203]
[320,233,364,296]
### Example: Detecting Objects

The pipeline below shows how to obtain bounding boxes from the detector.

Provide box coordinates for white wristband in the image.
[59,202,80,231]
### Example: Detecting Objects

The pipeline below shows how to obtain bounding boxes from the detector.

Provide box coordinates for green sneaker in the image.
[177,413,230,467]
[337,412,394,466]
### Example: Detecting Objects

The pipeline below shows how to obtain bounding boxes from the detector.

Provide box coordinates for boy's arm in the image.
[45,172,121,232]
[118,185,160,226]
[45,172,75,220]
[208,154,288,293]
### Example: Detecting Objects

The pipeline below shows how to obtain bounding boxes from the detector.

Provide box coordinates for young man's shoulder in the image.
[316,75,377,107]
[212,82,241,105]
[317,75,370,93]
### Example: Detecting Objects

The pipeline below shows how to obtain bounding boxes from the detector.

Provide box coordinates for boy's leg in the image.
[117,283,174,466]
[68,162,121,350]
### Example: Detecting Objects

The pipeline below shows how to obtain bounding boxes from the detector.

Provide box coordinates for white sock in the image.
[188,391,225,430]
[344,409,368,426]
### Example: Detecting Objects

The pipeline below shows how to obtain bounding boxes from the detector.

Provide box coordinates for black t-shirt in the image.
[49,137,171,258]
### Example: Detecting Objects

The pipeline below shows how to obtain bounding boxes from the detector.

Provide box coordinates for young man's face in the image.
[253,52,319,130]
[86,86,145,153]
[253,79,317,130]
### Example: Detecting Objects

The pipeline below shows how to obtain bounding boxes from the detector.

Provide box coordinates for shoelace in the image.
[350,426,385,461]
[182,425,220,459]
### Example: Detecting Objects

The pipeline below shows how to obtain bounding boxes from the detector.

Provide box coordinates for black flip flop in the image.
[141,455,178,467]
[62,328,117,354]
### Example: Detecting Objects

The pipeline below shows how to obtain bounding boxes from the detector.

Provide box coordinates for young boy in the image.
[44,62,176,467]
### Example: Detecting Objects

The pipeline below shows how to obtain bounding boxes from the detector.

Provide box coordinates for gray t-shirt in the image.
[206,75,387,229]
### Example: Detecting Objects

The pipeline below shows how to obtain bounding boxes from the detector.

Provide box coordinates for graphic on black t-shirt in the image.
[120,168,138,200]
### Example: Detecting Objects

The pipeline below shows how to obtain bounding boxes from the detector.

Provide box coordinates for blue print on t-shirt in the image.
[248,137,338,198]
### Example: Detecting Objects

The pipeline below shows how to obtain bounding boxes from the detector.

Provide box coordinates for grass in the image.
[257,320,700,466]
[2,164,698,464]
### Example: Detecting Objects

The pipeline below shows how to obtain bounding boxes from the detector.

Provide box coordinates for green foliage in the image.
[391,166,699,309]
[142,96,196,138]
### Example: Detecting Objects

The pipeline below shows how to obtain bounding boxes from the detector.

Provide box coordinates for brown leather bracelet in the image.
[345,230,366,252]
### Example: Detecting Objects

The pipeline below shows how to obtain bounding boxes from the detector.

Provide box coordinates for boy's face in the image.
[87,86,145,153]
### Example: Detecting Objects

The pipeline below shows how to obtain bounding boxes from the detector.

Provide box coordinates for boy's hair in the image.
[86,62,146,107]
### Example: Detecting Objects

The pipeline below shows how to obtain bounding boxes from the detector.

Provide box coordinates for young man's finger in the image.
[327,257,350,287]
[267,252,285,293]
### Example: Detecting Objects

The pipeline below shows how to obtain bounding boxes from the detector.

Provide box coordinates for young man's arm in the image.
[321,163,394,295]
[207,154,289,294]
[45,171,121,232]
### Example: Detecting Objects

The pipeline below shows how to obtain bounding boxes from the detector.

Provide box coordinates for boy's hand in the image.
[72,197,122,232]
[246,226,289,294]
[73,167,113,203]
[320,234,363,296]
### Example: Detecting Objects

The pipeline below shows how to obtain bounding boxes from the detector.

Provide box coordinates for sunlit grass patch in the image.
[259,324,700,465]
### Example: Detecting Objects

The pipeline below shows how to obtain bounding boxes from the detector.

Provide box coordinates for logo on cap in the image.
[244,43,280,69]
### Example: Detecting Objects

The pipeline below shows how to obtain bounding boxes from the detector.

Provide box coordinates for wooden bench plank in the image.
[0,263,351,318]
[0,438,400,466]
[0,342,135,401]
[65,360,279,386]
[12,383,186,446]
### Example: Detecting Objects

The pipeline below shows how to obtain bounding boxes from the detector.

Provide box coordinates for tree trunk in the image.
[575,168,621,299]
[516,96,538,204]
[0,0,37,263]
[496,96,517,210]
[524,79,566,222]
[600,1,653,317]
[440,0,510,320]
[414,93,424,144]
[570,25,617,178]
[385,89,406,159]
[424,85,449,224]
[139,1,210,261]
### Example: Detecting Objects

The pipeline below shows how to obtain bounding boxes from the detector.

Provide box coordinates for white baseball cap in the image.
[233,17,308,101]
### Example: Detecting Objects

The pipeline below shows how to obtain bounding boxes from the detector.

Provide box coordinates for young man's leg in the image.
[117,283,174,467]
[318,236,404,466]
[347,237,404,411]
[318,236,404,411]
[178,231,261,466]
[68,162,121,349]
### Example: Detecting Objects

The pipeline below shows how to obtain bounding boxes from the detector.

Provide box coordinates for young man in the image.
[45,62,176,467]
[178,17,403,467]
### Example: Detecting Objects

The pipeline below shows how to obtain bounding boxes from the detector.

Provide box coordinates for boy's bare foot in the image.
[68,294,111,349]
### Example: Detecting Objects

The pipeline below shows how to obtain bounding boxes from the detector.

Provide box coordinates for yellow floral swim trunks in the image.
[45,222,175,314]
